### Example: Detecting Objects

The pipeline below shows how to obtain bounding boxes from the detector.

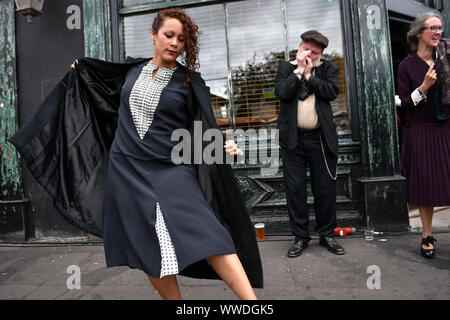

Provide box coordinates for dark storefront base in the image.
[4,0,448,243]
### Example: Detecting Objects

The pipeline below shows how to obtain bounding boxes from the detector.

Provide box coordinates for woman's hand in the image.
[70,59,79,69]
[419,63,437,93]
[224,140,243,156]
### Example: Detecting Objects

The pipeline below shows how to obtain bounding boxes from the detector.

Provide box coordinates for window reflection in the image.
[183,6,231,127]
[123,13,156,58]
[227,0,285,130]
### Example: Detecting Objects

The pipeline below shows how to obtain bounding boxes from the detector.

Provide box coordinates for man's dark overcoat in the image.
[275,59,340,155]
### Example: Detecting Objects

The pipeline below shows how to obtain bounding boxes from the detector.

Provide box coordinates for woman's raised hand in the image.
[70,59,79,69]
[420,63,437,93]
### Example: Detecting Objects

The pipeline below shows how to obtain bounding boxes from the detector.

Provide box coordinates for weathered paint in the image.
[83,0,112,60]
[0,0,21,195]
[350,0,400,177]
[350,0,408,231]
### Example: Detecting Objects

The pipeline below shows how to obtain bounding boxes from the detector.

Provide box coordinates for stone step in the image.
[251,211,364,235]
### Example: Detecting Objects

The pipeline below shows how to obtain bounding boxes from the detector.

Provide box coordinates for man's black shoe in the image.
[319,235,345,255]
[287,239,309,258]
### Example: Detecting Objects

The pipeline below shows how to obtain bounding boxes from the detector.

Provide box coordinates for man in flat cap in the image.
[275,30,345,257]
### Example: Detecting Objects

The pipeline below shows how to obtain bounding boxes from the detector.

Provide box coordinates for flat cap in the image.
[301,30,329,49]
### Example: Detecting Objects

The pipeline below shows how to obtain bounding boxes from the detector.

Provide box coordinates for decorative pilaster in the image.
[0,0,30,239]
[350,0,408,231]
[83,0,112,60]
[0,0,20,194]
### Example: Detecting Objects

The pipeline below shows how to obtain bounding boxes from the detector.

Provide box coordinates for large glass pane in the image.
[123,13,156,58]
[122,0,350,133]
[123,5,231,128]
[227,0,285,130]
[286,0,349,132]
[184,5,230,128]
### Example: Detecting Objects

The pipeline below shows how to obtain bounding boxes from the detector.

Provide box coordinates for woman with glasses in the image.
[397,13,449,258]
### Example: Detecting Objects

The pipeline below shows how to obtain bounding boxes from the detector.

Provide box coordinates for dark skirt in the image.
[102,151,236,278]
[401,120,450,206]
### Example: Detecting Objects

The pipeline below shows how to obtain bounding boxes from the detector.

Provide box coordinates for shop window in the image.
[184,5,229,128]
[123,5,230,127]
[227,0,285,130]
[123,12,156,58]
[121,0,349,133]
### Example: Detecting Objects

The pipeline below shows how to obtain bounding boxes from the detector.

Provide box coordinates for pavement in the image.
[0,208,449,301]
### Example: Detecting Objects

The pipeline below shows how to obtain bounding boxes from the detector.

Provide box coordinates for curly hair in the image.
[152,8,200,85]
[407,12,442,52]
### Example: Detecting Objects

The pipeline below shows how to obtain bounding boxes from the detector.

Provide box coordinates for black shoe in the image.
[421,236,437,258]
[319,235,345,255]
[287,239,309,258]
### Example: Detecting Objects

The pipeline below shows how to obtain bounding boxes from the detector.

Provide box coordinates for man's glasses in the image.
[422,26,444,33]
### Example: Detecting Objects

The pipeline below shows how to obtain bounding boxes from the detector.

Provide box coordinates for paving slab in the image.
[1,232,449,300]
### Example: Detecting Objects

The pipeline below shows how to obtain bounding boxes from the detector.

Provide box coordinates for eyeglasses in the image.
[422,26,444,33]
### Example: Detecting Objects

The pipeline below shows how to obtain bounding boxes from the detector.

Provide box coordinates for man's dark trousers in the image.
[281,127,337,242]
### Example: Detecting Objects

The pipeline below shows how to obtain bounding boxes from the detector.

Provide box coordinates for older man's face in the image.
[299,41,323,65]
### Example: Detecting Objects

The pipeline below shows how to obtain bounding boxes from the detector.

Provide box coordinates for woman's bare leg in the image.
[419,206,434,249]
[147,274,181,300]
[207,254,257,300]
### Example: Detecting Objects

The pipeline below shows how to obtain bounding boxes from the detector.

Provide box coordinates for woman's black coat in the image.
[8,57,263,288]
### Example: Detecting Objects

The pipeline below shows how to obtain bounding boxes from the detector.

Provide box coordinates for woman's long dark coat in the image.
[8,57,263,288]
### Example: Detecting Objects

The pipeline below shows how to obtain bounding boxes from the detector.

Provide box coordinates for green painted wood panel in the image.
[83,0,112,60]
[0,0,21,196]
[350,0,400,177]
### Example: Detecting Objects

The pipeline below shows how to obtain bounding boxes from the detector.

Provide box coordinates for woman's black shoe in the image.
[421,236,437,258]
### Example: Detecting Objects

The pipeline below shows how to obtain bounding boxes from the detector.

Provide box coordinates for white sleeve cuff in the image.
[395,95,402,107]
[411,88,427,106]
